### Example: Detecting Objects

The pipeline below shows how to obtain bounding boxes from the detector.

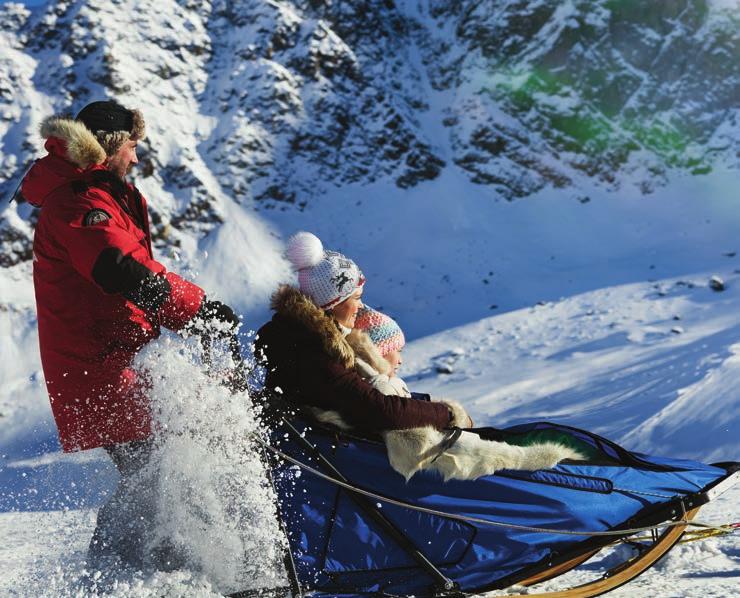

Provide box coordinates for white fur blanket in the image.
[310,409,583,482]
[383,426,583,482]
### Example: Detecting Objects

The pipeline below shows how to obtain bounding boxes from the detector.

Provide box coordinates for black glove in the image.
[190,299,240,337]
[190,300,248,391]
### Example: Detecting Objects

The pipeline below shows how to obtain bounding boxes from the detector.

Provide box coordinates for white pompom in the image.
[286,231,324,270]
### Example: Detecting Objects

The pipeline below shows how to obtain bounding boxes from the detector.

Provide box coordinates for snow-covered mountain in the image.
[1,0,739,270]
[419,0,740,197]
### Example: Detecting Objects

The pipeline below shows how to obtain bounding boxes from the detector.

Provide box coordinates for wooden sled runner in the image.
[513,506,699,596]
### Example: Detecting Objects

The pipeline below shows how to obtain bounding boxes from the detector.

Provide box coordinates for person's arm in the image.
[305,356,452,432]
[50,190,204,330]
[363,373,474,427]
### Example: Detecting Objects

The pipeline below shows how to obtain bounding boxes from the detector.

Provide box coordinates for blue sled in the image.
[264,420,738,597]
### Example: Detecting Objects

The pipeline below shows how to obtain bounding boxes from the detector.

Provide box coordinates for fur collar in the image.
[270,285,356,369]
[40,116,106,170]
[347,329,392,376]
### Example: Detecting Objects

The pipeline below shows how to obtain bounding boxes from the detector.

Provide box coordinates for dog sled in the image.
[234,416,738,598]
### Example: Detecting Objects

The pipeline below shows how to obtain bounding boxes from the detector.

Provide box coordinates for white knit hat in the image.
[286,232,365,309]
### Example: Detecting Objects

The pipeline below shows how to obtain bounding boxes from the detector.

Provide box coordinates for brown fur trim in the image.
[347,329,392,376]
[40,116,106,169]
[130,109,145,141]
[270,285,355,369]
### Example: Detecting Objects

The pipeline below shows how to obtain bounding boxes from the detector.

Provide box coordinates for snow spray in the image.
[129,332,287,594]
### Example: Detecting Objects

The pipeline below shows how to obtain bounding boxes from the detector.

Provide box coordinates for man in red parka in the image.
[21,100,239,570]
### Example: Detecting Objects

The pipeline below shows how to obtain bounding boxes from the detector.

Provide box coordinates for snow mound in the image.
[623,343,740,463]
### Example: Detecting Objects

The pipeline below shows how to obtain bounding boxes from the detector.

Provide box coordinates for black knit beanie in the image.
[76,101,134,134]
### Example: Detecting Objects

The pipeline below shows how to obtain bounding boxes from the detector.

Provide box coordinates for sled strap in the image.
[260,436,733,537]
[281,419,460,595]
[431,427,463,463]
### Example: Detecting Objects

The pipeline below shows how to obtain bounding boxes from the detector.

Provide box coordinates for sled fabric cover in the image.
[272,421,727,596]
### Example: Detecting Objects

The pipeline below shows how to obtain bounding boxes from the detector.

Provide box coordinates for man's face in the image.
[107,139,138,179]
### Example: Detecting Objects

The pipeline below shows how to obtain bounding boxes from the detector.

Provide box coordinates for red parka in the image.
[22,116,205,452]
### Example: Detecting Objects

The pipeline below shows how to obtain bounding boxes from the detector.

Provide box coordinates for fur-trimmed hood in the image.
[40,116,107,170]
[258,286,454,434]
[270,285,356,369]
[269,285,394,377]
[20,116,107,207]
[21,110,145,207]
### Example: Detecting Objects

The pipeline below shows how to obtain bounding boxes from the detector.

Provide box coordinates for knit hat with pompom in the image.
[354,306,405,357]
[286,232,365,309]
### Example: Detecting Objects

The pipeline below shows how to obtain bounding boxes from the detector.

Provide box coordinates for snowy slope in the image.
[404,270,740,463]
[1,267,739,596]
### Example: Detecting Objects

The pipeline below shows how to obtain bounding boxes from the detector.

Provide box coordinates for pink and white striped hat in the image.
[354,306,405,357]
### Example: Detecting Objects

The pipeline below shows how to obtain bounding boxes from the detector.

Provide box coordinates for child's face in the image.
[385,350,403,375]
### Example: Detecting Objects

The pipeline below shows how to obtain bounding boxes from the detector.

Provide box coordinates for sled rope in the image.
[259,438,734,538]
[627,521,739,545]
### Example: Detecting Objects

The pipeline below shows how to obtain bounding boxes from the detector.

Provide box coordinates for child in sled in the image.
[348,306,414,401]
[347,306,584,481]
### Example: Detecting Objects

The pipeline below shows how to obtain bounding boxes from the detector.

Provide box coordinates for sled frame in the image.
[228,506,698,598]
[280,418,460,594]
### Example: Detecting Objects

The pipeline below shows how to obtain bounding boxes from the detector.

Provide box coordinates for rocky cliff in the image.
[0,0,737,268]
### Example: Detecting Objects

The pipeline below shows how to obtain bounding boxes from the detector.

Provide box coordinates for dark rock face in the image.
[419,0,738,198]
[709,275,725,292]
[0,0,737,267]
[203,0,446,203]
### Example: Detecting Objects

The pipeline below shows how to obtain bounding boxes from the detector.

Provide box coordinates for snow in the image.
[131,338,285,594]
[2,171,739,596]
[192,202,290,317]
